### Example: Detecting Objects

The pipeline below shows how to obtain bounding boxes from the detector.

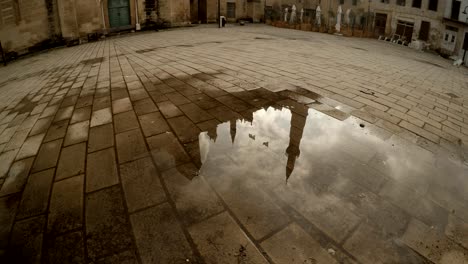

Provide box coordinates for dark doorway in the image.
[463,32,468,64]
[451,0,461,20]
[190,0,198,23]
[419,21,430,41]
[108,0,131,29]
[374,13,387,36]
[198,0,207,23]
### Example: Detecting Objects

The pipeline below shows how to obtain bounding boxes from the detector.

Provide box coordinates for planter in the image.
[301,24,312,31]
[364,32,375,38]
[353,30,363,37]
[343,30,352,37]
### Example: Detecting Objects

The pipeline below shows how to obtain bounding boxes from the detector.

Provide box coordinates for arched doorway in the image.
[108,0,131,29]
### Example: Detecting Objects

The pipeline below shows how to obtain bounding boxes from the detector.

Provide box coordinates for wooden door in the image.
[109,0,131,29]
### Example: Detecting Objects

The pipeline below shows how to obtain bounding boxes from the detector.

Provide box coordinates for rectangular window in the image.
[445,34,449,41]
[227,2,235,18]
[412,0,421,8]
[450,0,460,19]
[428,0,438,11]
[451,35,456,43]
[352,0,357,5]
[396,0,406,6]
[340,0,344,4]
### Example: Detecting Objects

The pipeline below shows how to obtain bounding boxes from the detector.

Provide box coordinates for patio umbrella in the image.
[335,5,342,32]
[316,6,321,26]
[290,5,297,24]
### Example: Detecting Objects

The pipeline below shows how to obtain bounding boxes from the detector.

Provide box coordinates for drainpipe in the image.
[368,0,371,33]
[135,0,141,30]
[73,0,79,39]
[99,0,107,34]
[0,41,6,66]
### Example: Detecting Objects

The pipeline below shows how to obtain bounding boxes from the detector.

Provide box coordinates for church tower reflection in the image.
[230,119,237,144]
[207,126,217,142]
[285,104,309,182]
[198,102,309,183]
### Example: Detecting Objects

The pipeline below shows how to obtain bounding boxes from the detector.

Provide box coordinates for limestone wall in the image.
[207,0,218,23]
[75,0,102,36]
[0,0,50,53]
[159,0,191,26]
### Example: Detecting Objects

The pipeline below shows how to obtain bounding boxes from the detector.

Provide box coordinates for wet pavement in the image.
[0,25,468,263]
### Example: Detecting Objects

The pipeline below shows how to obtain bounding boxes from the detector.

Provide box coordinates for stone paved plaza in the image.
[0,24,468,264]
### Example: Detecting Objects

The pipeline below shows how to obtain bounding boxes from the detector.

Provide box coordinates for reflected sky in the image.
[197,105,468,244]
[198,105,467,186]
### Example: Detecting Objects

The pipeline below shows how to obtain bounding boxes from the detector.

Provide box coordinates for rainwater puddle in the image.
[187,102,468,262]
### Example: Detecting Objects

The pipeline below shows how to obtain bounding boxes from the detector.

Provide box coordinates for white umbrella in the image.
[290,5,297,24]
[316,6,321,26]
[335,5,342,32]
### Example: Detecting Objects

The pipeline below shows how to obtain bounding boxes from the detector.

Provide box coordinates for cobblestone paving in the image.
[0,25,468,264]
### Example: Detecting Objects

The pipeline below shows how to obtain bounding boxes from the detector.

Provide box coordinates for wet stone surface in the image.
[0,25,467,263]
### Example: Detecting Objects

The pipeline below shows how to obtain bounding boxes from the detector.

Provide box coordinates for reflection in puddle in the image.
[192,104,468,263]
[200,105,392,185]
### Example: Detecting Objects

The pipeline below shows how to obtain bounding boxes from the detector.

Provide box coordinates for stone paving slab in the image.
[0,25,467,263]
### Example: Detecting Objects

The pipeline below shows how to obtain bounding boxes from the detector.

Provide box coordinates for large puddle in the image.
[189,101,468,263]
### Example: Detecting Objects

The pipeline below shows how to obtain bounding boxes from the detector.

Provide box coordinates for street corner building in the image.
[0,0,266,55]
[265,0,468,64]
[1,0,468,63]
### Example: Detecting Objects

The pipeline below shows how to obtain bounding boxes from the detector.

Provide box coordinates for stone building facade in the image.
[0,0,60,54]
[189,0,265,24]
[0,0,464,58]
[268,0,447,48]
[267,0,449,51]
[0,0,194,54]
[369,0,447,51]
[0,0,267,54]
[209,0,265,23]
[442,0,468,64]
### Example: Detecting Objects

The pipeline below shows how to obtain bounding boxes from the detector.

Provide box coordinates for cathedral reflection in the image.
[200,104,308,183]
